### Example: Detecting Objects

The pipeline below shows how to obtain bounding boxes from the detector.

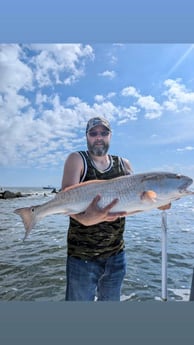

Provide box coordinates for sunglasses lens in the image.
[88,131,110,137]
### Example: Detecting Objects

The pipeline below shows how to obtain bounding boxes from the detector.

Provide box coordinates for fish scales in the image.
[56,176,132,211]
[73,176,132,210]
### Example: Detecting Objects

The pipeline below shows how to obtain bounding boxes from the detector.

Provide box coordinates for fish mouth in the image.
[178,176,193,193]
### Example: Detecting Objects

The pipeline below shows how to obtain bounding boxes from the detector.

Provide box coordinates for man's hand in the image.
[70,195,127,226]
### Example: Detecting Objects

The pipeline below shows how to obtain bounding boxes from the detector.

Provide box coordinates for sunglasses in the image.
[88,130,110,137]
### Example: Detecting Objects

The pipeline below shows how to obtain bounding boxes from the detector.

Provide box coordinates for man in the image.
[61,116,170,301]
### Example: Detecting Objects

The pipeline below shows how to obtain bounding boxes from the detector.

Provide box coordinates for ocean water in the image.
[0,187,194,302]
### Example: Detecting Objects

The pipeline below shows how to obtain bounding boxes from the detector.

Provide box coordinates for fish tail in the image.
[14,207,38,240]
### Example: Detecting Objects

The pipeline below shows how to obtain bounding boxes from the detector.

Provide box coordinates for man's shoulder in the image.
[110,154,127,162]
[66,151,85,163]
[111,155,133,174]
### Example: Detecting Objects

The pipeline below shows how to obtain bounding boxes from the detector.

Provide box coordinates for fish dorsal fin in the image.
[61,175,129,193]
[62,179,107,193]
[141,173,163,182]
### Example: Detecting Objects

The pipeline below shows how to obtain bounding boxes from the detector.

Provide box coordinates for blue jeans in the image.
[65,250,126,301]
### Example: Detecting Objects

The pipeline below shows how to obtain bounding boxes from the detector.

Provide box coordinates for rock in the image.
[3,191,18,199]
[51,188,57,193]
[0,190,31,199]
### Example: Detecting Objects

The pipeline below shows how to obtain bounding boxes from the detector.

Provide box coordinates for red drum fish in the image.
[14,171,193,240]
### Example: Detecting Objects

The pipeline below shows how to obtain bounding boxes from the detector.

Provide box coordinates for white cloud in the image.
[121,86,162,119]
[164,79,194,104]
[162,79,194,116]
[0,44,94,168]
[118,106,140,121]
[1,44,194,171]
[98,70,116,79]
[0,44,33,93]
[136,95,160,110]
[29,43,94,87]
[94,92,116,103]
[109,55,117,64]
[65,96,82,106]
[121,86,140,98]
[94,95,105,103]
[162,100,178,112]
[93,101,120,121]
[107,92,116,99]
[121,79,194,120]
[177,146,194,152]
[137,95,162,119]
[35,92,49,105]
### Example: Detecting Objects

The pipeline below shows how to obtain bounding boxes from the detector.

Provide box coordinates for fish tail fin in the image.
[14,207,38,240]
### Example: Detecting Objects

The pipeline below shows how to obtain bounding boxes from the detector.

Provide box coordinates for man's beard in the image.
[87,139,109,156]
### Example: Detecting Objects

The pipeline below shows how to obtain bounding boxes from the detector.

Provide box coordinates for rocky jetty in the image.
[0,190,31,200]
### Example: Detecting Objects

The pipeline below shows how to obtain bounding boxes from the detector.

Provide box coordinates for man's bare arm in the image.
[61,153,127,226]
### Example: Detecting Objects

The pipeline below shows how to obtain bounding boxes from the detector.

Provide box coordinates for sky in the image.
[0,43,194,187]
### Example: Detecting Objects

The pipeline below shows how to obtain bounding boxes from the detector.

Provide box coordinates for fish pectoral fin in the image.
[140,190,157,203]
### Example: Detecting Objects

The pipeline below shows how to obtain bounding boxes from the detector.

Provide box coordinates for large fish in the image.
[14,171,193,240]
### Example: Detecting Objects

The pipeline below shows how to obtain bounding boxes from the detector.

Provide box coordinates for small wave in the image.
[169,288,190,301]
[120,293,136,301]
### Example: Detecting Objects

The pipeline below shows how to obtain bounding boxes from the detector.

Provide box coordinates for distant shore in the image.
[0,188,58,199]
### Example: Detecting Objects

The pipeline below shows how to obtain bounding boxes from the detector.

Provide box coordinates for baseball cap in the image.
[86,117,111,133]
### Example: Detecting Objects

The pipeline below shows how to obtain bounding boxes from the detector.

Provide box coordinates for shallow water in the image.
[0,187,194,301]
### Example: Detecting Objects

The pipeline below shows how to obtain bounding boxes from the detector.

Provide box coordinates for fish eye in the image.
[31,208,35,212]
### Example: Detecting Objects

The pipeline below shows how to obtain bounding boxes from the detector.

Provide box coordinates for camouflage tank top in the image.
[67,151,131,260]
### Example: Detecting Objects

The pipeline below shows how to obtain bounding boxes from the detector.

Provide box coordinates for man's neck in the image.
[88,151,110,171]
